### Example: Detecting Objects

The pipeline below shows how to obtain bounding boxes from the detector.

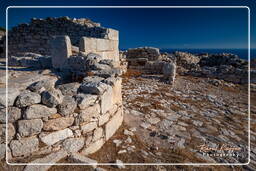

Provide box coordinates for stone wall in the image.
[80,37,119,62]
[6,17,118,56]
[126,47,161,61]
[0,74,123,163]
[0,32,123,163]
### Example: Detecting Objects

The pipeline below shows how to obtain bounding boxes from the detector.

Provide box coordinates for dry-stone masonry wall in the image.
[6,17,118,56]
[0,24,123,163]
[0,74,123,163]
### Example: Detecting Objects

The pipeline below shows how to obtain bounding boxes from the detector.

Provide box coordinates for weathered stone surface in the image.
[7,107,21,123]
[0,108,5,123]
[40,128,73,146]
[57,96,77,116]
[93,127,103,142]
[111,77,122,105]
[50,35,72,69]
[98,112,110,126]
[162,62,176,84]
[62,137,85,153]
[100,85,113,114]
[57,82,80,96]
[15,91,41,107]
[69,152,97,167]
[80,122,97,134]
[43,117,74,131]
[23,150,68,171]
[79,37,97,53]
[127,47,161,61]
[79,76,108,95]
[41,89,63,108]
[18,119,43,137]
[81,138,104,155]
[1,123,16,143]
[105,108,123,140]
[0,143,5,160]
[0,88,20,107]
[24,104,57,119]
[76,94,98,109]
[28,79,57,93]
[1,107,21,123]
[79,104,100,123]
[10,137,39,157]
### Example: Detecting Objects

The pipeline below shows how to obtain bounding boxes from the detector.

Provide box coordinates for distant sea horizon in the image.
[121,48,256,60]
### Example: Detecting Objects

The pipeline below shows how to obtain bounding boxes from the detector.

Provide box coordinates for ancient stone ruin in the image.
[0,16,255,170]
[0,17,124,166]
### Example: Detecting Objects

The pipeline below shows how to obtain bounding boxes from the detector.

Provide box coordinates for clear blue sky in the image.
[0,0,255,49]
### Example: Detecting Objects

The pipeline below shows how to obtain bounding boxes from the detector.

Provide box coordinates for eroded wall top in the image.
[7,17,118,55]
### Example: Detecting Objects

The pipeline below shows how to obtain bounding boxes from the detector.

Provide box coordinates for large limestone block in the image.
[100,85,113,114]
[106,28,119,41]
[96,39,113,51]
[81,138,104,155]
[23,150,68,171]
[40,128,73,146]
[99,50,119,62]
[50,35,72,69]
[79,37,97,53]
[105,107,123,140]
[10,137,39,157]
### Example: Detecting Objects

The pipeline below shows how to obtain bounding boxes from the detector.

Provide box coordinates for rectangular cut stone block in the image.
[79,37,97,53]
[96,39,113,51]
[50,36,72,69]
[105,107,123,140]
[100,86,113,114]
[40,128,73,146]
[81,138,104,155]
[106,28,119,41]
[99,50,119,62]
[23,150,68,171]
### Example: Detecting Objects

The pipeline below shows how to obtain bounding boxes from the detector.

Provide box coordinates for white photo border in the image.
[5,6,251,166]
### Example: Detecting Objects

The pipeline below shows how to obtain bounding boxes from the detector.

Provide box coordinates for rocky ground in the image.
[0,64,255,170]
